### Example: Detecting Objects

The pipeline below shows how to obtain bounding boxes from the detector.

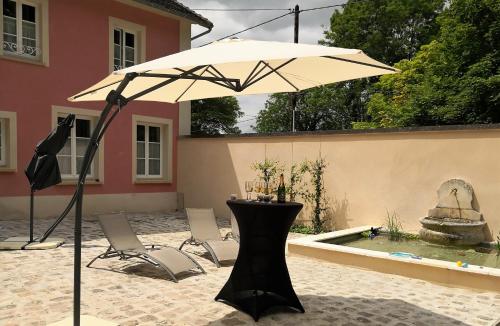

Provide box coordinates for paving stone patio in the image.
[1,212,499,326]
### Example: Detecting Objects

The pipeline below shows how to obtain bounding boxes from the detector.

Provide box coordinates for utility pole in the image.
[291,4,299,132]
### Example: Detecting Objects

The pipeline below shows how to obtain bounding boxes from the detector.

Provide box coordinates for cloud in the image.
[181,0,343,132]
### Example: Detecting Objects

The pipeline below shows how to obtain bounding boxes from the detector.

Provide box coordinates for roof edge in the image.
[131,0,213,28]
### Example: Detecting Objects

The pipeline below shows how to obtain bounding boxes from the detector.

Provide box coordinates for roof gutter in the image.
[191,25,213,41]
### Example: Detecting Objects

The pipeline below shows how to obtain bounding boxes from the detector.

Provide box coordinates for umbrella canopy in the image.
[25,114,75,191]
[69,38,398,103]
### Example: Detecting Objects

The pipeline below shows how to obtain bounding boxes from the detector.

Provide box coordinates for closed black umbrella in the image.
[25,114,75,242]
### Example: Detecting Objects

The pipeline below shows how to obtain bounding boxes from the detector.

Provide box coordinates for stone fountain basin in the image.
[419,217,486,246]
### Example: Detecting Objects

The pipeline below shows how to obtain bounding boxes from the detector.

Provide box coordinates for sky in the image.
[181,0,345,132]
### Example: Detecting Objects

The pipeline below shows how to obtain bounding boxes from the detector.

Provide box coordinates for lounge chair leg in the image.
[87,246,113,267]
[86,254,101,268]
[179,239,189,250]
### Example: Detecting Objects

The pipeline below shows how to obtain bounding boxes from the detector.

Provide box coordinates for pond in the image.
[320,234,500,269]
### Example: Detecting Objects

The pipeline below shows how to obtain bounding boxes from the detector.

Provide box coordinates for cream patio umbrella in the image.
[59,38,398,326]
[70,38,397,103]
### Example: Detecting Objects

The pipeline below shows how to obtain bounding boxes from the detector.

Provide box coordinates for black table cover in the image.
[215,200,305,321]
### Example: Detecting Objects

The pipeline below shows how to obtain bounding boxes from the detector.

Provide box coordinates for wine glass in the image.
[256,181,263,194]
[245,181,254,201]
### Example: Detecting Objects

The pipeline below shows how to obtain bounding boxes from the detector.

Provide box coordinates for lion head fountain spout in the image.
[419,179,486,246]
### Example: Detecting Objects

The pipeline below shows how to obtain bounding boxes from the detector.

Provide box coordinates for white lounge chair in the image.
[87,214,205,282]
[224,211,240,243]
[180,208,239,267]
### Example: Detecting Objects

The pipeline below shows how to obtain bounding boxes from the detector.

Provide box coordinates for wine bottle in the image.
[277,173,286,203]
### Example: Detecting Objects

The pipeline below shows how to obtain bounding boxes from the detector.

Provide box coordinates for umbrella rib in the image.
[175,66,239,91]
[176,72,237,90]
[245,58,297,90]
[261,61,299,91]
[242,61,267,89]
[128,65,207,101]
[138,73,236,83]
[175,66,211,102]
[71,70,154,100]
[322,56,398,72]
[72,80,123,100]
[206,65,235,89]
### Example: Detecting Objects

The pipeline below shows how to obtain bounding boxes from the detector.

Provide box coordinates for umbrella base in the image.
[0,236,64,250]
[49,315,117,326]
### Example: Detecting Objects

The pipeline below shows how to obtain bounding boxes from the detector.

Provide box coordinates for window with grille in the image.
[2,0,39,58]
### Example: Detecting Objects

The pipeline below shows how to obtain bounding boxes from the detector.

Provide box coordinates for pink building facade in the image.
[0,0,211,218]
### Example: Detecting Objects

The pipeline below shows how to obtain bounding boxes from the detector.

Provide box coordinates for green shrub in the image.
[290,224,316,235]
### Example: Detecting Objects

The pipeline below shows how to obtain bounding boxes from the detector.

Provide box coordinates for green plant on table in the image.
[386,210,404,241]
[252,158,283,194]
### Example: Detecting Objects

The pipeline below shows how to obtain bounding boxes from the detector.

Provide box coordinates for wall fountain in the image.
[419,179,486,245]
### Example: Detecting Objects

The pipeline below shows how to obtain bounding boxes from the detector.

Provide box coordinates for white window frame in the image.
[0,0,49,65]
[109,17,145,73]
[113,27,138,71]
[0,118,6,166]
[132,115,173,184]
[136,123,163,178]
[57,115,94,179]
[0,111,17,172]
[52,106,103,183]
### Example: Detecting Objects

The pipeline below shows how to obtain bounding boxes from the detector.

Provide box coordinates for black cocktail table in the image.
[215,200,305,321]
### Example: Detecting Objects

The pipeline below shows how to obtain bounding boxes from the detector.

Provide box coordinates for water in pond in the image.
[323,234,500,269]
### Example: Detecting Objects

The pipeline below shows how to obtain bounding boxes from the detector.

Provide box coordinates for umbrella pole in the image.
[72,74,134,326]
[29,189,34,243]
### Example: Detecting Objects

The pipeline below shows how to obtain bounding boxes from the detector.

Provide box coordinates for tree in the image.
[254,0,444,133]
[363,0,500,128]
[254,86,354,133]
[322,0,445,65]
[191,97,243,135]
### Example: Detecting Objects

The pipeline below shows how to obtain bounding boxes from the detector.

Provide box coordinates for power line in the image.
[193,3,346,13]
[199,3,347,46]
[300,4,346,13]
[201,11,293,46]
[192,8,292,12]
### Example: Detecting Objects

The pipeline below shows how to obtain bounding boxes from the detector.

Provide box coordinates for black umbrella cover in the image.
[25,114,75,191]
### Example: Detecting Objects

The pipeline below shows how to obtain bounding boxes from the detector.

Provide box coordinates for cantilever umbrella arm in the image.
[70,70,243,325]
[71,73,135,326]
